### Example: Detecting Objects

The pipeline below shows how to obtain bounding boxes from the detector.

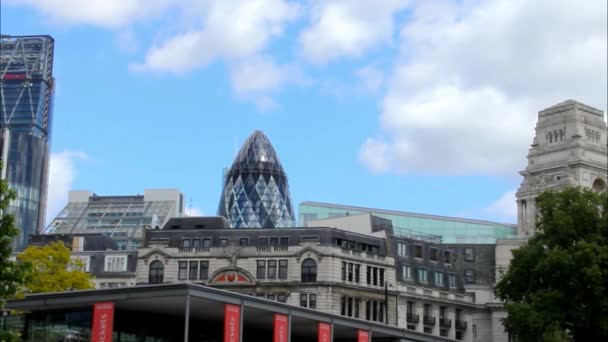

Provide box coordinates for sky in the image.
[2,0,606,227]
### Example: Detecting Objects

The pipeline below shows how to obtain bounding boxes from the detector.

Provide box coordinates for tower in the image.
[0,35,55,250]
[218,130,295,228]
[516,100,608,237]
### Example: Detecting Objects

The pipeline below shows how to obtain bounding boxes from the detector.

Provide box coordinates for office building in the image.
[46,189,184,250]
[0,35,55,250]
[218,130,295,228]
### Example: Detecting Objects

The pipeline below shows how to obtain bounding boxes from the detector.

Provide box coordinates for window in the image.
[202,239,211,248]
[443,250,451,264]
[398,242,408,256]
[354,298,360,318]
[435,271,444,286]
[414,245,423,258]
[301,259,317,282]
[277,294,287,303]
[149,260,164,284]
[379,268,385,285]
[220,239,228,247]
[280,237,289,247]
[182,239,191,248]
[259,238,269,247]
[440,306,447,319]
[267,294,275,301]
[199,261,209,280]
[449,273,457,288]
[178,261,188,280]
[71,256,90,272]
[403,265,413,280]
[465,248,474,261]
[465,270,475,283]
[192,239,201,248]
[257,260,266,279]
[279,260,288,279]
[341,262,347,281]
[430,248,439,261]
[189,261,198,280]
[367,266,371,284]
[239,238,248,246]
[300,294,308,308]
[270,238,278,247]
[348,263,354,281]
[424,304,432,318]
[354,264,360,282]
[268,260,277,279]
[418,268,428,283]
[105,255,127,272]
[309,294,316,309]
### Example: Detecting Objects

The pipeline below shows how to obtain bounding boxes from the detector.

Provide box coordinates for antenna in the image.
[188,197,193,216]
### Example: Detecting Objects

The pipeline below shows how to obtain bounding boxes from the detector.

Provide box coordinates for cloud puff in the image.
[360,0,607,175]
[46,151,87,226]
[299,0,408,64]
[184,206,204,217]
[484,190,517,223]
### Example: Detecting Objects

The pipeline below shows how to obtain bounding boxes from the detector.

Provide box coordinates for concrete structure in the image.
[516,100,607,236]
[0,35,55,250]
[46,189,184,250]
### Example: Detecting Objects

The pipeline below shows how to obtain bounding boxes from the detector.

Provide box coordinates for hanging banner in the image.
[357,329,370,342]
[273,314,289,342]
[318,322,331,342]
[224,304,241,342]
[91,302,114,342]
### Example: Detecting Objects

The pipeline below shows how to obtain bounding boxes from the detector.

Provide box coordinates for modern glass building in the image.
[46,189,184,250]
[0,35,55,250]
[218,130,295,228]
[299,202,517,244]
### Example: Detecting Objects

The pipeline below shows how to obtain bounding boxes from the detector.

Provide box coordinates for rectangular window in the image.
[465,270,475,283]
[239,238,248,246]
[440,306,447,319]
[456,309,463,322]
[280,237,289,247]
[465,248,474,261]
[354,298,360,318]
[267,294,276,301]
[268,260,277,279]
[301,294,308,308]
[257,260,266,279]
[430,248,439,261]
[379,268,385,285]
[278,260,288,279]
[182,239,191,248]
[104,255,127,272]
[178,261,188,280]
[414,245,423,258]
[418,268,428,283]
[341,297,346,315]
[403,265,412,280]
[199,261,209,280]
[407,301,414,315]
[189,261,198,280]
[354,264,360,282]
[202,239,211,248]
[270,238,278,247]
[365,301,371,320]
[259,238,269,247]
[220,239,228,247]
[379,302,385,323]
[424,304,432,318]
[367,266,372,284]
[348,263,354,281]
[373,267,378,286]
[398,242,408,256]
[443,250,451,264]
[435,271,444,286]
[372,301,378,321]
[342,262,347,281]
[347,297,353,317]
[309,294,316,309]
[449,273,457,288]
[277,294,287,303]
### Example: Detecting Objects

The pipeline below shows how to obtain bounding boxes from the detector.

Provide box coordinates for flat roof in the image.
[300,201,516,227]
[7,283,456,342]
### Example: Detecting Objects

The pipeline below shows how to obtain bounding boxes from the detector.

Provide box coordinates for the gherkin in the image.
[218,131,295,228]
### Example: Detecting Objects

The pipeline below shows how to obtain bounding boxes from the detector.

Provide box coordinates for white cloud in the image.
[484,190,517,223]
[46,151,87,226]
[184,206,204,217]
[360,0,607,175]
[7,0,174,28]
[299,0,408,64]
[355,65,385,94]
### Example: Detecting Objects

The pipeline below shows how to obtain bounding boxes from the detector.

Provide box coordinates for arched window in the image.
[592,178,607,193]
[521,200,527,221]
[301,258,317,282]
[149,260,164,284]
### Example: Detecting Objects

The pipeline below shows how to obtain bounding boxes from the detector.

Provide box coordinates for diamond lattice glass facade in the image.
[218,131,295,228]
[0,35,55,250]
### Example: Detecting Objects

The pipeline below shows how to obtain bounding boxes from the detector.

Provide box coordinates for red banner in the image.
[91,302,114,342]
[273,314,288,342]
[357,330,369,342]
[224,304,241,342]
[318,322,331,342]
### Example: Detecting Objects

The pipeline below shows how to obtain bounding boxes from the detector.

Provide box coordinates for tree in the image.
[17,241,94,294]
[495,187,608,341]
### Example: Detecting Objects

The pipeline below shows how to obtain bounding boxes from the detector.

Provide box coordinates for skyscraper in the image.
[0,35,55,250]
[218,130,295,228]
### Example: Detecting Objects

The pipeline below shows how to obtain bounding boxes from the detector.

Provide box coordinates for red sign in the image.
[357,330,369,342]
[91,302,114,342]
[3,73,26,80]
[318,322,331,342]
[273,314,288,342]
[224,304,241,342]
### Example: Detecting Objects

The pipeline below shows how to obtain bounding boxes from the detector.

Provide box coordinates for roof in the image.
[230,130,286,174]
[300,201,516,227]
[163,216,232,230]
[540,99,604,116]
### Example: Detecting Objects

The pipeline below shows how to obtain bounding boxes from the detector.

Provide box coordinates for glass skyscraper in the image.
[0,35,55,250]
[218,130,295,228]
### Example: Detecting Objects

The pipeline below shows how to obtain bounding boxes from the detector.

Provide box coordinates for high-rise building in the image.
[46,189,184,250]
[218,130,295,228]
[0,35,55,250]
[516,100,607,237]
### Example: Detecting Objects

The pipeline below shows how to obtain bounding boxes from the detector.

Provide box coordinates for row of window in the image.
[177,261,210,281]
[341,263,386,287]
[335,238,380,254]
[71,255,129,273]
[403,266,474,286]
[253,293,288,303]
[299,293,317,309]
[340,297,386,323]
[180,237,290,249]
[397,243,475,262]
[256,259,288,280]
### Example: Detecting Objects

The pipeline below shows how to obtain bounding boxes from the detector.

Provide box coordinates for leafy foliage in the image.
[495,187,608,341]
[17,241,94,294]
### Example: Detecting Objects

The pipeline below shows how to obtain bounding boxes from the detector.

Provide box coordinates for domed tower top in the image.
[218,131,295,228]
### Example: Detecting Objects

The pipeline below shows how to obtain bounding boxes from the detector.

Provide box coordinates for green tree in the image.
[17,241,94,294]
[495,187,608,341]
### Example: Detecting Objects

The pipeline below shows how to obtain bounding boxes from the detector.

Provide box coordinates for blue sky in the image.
[2,0,606,226]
